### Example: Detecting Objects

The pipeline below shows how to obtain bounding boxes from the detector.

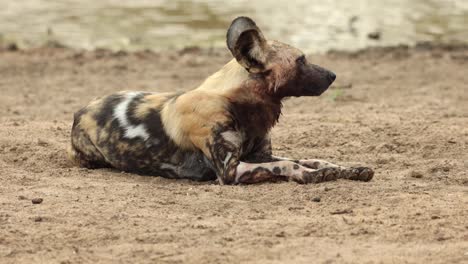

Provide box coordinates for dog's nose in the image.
[328,71,336,83]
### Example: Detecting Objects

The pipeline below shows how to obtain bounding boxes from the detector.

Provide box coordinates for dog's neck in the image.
[196,59,249,93]
[195,59,282,134]
[196,59,283,101]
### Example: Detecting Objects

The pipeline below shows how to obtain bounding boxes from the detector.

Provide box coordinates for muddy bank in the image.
[2,0,468,52]
[0,44,467,263]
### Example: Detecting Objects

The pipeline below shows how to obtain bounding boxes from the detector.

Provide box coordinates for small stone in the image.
[32,198,43,204]
[367,31,381,40]
[18,195,28,200]
[410,171,423,179]
[312,197,321,203]
[7,43,18,51]
[431,215,441,220]
[37,139,48,146]
[275,231,286,237]
[324,187,332,192]
[34,216,43,222]
[436,236,451,241]
[330,209,353,215]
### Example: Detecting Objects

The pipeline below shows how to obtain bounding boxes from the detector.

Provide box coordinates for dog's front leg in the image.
[202,129,286,184]
[200,129,341,184]
[271,156,374,182]
[235,161,343,184]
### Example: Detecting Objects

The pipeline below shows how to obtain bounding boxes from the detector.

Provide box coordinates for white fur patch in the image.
[113,92,150,141]
[234,162,251,183]
[160,163,179,173]
[223,152,233,168]
[221,131,242,146]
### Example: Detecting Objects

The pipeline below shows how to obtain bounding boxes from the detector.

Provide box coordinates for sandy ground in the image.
[0,44,467,264]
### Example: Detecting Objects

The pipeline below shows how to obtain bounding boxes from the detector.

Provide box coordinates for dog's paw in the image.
[298,167,341,184]
[298,159,321,169]
[342,167,374,182]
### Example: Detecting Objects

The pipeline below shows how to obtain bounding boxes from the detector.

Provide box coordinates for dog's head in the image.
[227,17,336,97]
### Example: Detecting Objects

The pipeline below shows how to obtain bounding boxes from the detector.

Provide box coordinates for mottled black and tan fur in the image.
[69,17,374,184]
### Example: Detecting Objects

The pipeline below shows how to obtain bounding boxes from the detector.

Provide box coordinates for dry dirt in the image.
[0,44,467,264]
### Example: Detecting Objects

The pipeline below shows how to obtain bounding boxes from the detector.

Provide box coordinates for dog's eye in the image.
[296,55,306,64]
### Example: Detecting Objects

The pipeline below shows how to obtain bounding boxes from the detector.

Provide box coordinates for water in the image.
[1,0,468,52]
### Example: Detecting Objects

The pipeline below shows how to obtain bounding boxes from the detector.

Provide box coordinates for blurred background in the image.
[1,0,467,52]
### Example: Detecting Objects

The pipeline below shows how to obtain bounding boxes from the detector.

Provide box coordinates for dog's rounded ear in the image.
[226,17,267,73]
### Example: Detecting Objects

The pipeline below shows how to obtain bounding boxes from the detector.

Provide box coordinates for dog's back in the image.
[69,91,217,180]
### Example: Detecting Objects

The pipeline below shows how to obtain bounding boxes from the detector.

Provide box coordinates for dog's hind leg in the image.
[69,121,110,169]
[68,140,109,169]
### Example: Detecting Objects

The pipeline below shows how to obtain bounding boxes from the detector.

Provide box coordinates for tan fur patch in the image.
[160,90,230,153]
[134,93,173,119]
[196,59,249,93]
[67,144,79,165]
[75,97,105,144]
[78,114,99,143]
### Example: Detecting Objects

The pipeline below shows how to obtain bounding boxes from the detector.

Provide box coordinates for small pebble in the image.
[368,31,381,40]
[37,139,48,146]
[275,231,286,238]
[312,197,321,202]
[32,198,43,204]
[410,171,423,179]
[7,43,19,51]
[330,209,353,215]
[34,216,43,222]
[437,236,451,241]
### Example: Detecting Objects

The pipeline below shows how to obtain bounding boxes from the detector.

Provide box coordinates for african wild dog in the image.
[69,17,374,184]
